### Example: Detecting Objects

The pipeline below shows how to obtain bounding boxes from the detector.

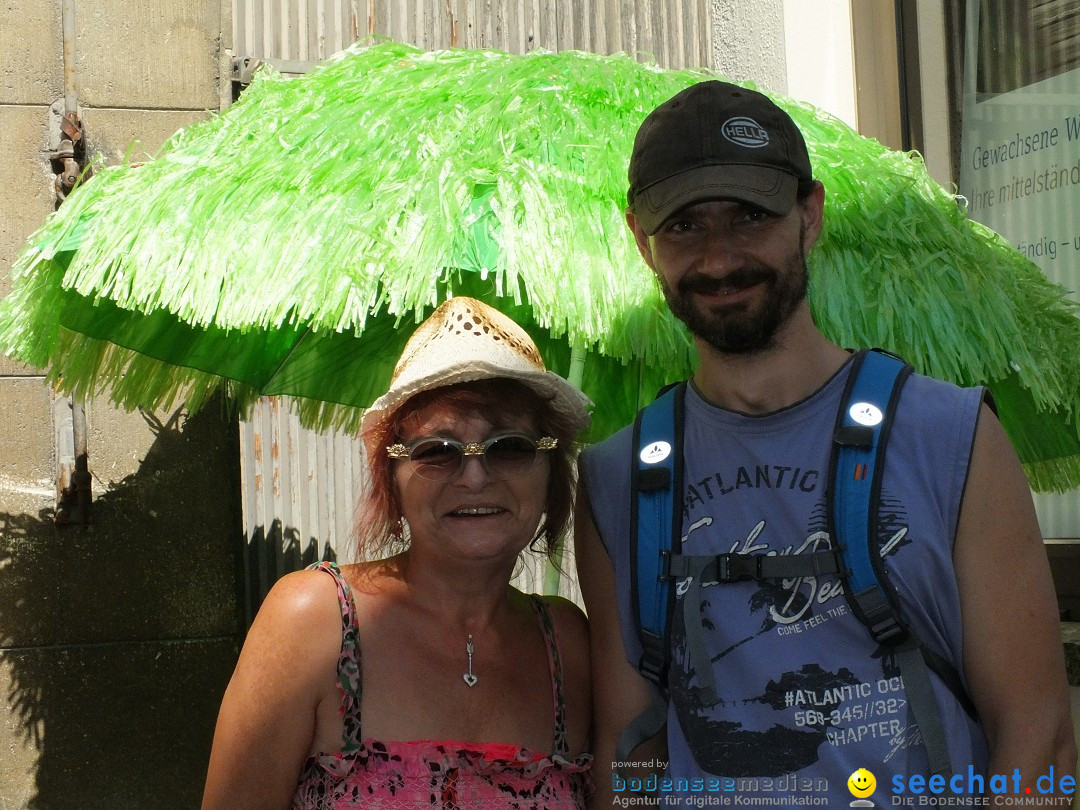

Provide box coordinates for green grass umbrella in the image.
[1,39,1078,492]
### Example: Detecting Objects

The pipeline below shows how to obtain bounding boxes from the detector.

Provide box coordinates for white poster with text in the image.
[960,67,1080,301]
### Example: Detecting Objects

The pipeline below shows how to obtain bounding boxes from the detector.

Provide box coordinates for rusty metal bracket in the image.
[48,99,90,204]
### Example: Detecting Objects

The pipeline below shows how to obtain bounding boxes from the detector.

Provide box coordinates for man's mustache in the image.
[677,267,776,296]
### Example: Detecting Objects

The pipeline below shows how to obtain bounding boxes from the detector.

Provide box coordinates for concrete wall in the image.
[711,0,788,93]
[0,2,241,808]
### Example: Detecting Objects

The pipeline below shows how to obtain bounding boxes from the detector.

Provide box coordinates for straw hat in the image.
[362,297,592,433]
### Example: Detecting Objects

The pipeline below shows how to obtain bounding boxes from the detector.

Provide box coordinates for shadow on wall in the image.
[0,404,245,810]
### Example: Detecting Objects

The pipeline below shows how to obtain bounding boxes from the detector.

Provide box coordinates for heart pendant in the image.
[463,673,478,687]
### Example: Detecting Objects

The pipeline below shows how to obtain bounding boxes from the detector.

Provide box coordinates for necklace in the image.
[463,634,478,687]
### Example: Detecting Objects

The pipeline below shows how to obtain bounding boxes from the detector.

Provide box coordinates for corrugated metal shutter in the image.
[236,0,715,613]
[234,0,711,65]
[234,0,360,61]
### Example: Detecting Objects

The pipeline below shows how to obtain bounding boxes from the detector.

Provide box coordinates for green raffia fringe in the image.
[1,40,1078,490]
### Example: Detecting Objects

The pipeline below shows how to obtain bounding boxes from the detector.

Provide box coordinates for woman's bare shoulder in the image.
[259,566,343,622]
[533,594,589,651]
[535,593,587,620]
[233,568,346,680]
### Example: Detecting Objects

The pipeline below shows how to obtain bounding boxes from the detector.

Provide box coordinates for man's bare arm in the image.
[953,404,1076,793]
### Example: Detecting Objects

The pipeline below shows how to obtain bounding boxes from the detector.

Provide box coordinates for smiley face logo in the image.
[847,768,876,798]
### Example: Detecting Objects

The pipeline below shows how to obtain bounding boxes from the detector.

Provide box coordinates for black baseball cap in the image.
[627,80,813,234]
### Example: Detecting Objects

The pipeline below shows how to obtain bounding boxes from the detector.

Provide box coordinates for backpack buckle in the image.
[715,553,760,582]
[852,585,909,645]
[871,618,908,646]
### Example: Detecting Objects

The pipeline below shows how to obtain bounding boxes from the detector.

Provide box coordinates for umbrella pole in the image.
[542,344,587,596]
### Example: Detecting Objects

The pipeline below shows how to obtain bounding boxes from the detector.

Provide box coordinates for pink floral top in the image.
[291,562,592,809]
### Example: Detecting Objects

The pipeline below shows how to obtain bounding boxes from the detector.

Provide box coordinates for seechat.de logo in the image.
[722,116,770,147]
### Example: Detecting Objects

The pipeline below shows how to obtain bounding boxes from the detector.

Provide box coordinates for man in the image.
[576,81,1075,808]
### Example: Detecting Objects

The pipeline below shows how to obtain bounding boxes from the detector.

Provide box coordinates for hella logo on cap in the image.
[722,116,769,148]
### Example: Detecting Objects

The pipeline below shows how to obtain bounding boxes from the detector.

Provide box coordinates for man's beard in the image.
[660,242,809,355]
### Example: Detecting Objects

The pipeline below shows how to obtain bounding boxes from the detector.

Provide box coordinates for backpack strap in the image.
[617,382,685,766]
[630,381,685,688]
[828,349,913,642]
[828,348,957,778]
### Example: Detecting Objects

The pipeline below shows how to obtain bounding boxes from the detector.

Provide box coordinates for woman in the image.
[202,297,593,809]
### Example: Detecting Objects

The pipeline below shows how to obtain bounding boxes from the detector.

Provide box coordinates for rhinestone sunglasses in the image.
[387,434,558,482]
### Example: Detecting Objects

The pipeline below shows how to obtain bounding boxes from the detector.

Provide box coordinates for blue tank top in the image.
[581,358,989,807]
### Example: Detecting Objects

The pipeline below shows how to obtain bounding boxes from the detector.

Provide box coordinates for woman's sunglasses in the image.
[386,433,558,482]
